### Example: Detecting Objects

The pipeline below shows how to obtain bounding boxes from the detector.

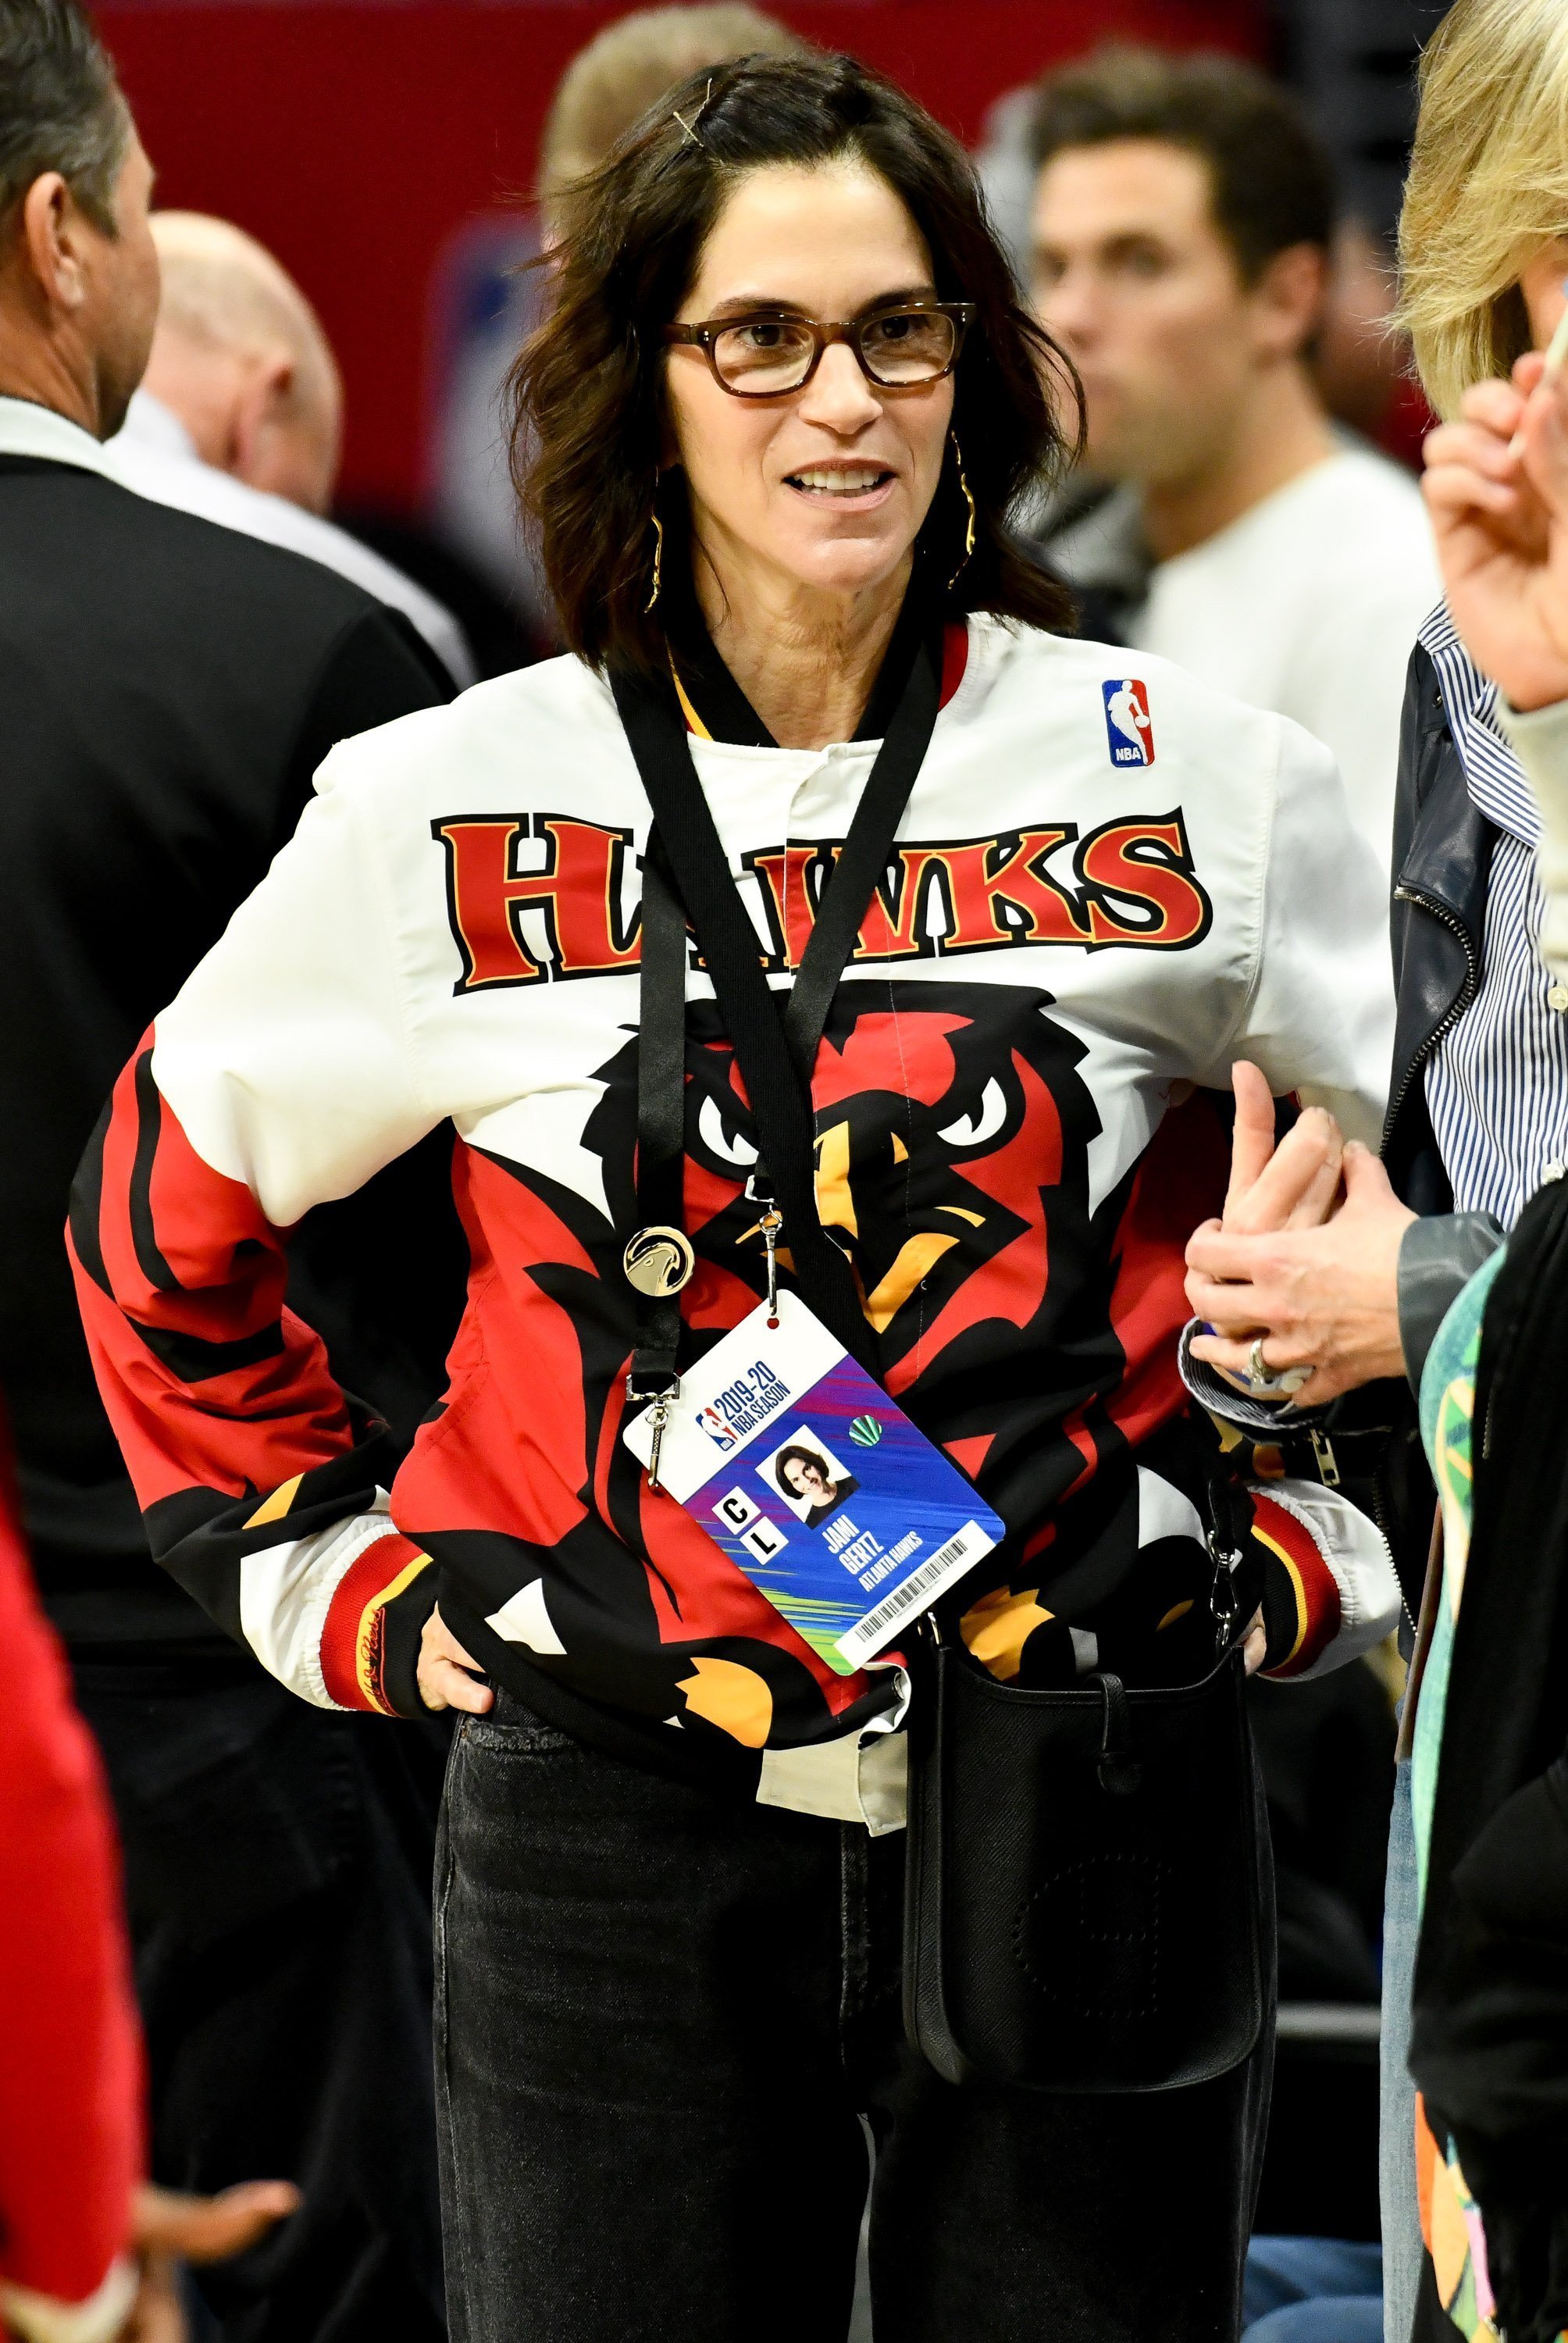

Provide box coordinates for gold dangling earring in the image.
[947,432,977,593]
[644,507,665,615]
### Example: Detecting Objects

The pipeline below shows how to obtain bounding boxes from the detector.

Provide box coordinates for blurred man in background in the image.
[535,0,803,229]
[1029,46,1438,872]
[111,209,475,687]
[0,3,458,2335]
[434,0,803,639]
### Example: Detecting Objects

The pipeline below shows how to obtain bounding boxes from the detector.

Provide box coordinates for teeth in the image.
[790,467,888,491]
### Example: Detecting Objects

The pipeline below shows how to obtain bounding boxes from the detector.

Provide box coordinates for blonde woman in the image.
[1183,5,1568,2338]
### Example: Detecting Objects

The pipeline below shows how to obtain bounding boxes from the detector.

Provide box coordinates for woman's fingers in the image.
[135,2181,301,2265]
[1457,375,1531,436]
[1188,1331,1262,1375]
[1226,1107,1342,1235]
[1423,460,1523,522]
[1218,1072,1346,1238]
[119,2259,184,2343]
[1424,415,1523,480]
[1186,1220,1284,1283]
[1285,1123,1345,1228]
[1183,1277,1263,1340]
[1516,365,1568,522]
[1224,1060,1278,1215]
[419,1656,496,1716]
[418,1607,494,1715]
[1242,1609,1267,1678]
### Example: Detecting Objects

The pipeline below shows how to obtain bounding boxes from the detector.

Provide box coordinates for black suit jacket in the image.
[0,452,460,1649]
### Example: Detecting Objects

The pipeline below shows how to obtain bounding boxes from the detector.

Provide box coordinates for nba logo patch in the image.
[1103,677,1156,767]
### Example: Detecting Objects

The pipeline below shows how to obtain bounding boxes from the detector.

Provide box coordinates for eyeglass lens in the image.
[711,308,957,392]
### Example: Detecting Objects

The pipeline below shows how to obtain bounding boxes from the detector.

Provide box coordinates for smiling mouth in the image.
[784,465,896,499]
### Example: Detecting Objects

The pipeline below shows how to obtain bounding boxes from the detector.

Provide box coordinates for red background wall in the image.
[99,2,1261,509]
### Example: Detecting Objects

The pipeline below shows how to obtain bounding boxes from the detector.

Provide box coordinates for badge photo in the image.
[760,1428,861,1528]
[1103,676,1156,768]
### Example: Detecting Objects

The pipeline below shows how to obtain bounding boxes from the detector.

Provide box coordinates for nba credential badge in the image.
[1103,677,1156,768]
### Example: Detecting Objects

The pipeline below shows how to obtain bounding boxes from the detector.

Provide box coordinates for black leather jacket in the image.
[1384,640,1495,1212]
[1367,640,1506,1603]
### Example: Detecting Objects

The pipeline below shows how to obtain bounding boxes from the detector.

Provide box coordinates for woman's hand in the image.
[1242,1610,1267,1678]
[418,1605,494,1716]
[1220,1061,1345,1236]
[119,2182,301,2342]
[1192,1070,1326,1671]
[1423,353,1568,711]
[1185,1063,1346,1399]
[1186,1143,1414,1409]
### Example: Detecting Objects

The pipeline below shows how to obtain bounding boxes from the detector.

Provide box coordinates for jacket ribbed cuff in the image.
[1396,1211,1505,1394]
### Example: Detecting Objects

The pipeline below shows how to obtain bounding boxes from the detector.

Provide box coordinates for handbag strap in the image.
[611,604,943,1391]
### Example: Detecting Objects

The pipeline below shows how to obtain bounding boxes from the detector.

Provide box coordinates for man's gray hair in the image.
[0,0,127,237]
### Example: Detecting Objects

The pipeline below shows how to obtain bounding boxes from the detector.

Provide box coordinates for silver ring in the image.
[1249,1336,1270,1386]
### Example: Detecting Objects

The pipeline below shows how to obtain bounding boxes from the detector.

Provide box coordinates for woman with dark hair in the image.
[73,51,1400,2341]
[774,1441,857,1522]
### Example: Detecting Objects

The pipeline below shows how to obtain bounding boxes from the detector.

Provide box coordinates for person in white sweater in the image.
[1028,46,1438,875]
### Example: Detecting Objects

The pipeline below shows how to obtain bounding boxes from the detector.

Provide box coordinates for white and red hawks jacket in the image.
[71,614,1401,1820]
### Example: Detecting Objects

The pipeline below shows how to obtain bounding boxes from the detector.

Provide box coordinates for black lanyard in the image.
[610,604,943,1469]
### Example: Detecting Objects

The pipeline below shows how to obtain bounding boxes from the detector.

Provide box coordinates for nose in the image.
[1034,266,1098,353]
[796,337,883,433]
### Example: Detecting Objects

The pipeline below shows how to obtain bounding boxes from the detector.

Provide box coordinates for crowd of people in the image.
[5,2,1568,2341]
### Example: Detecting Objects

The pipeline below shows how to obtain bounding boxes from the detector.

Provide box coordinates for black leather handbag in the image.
[903,1631,1266,2093]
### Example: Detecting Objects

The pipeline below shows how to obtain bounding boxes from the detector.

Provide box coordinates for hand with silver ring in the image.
[1244,1334,1310,1400]
[1185,1065,1413,1411]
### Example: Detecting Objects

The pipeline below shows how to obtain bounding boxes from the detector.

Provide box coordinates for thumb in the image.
[134,2180,301,2264]
[1341,1139,1395,1211]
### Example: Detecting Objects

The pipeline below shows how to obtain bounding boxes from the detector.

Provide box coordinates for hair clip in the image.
[672,77,713,150]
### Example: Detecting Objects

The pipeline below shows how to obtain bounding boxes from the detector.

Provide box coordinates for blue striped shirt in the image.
[1419,604,1568,1225]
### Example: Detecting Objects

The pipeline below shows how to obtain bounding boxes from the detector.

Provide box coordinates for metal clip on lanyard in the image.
[611,598,944,1488]
[1205,1466,1248,1660]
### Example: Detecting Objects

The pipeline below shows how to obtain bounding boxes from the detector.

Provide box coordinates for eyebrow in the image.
[1035,229,1172,265]
[697,282,940,321]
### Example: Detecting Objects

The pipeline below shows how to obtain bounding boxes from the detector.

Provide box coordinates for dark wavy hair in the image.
[509,49,1082,673]
[775,1443,834,1500]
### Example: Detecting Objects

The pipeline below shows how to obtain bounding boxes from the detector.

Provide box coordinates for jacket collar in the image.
[0,394,121,480]
[1394,628,1492,940]
[1418,602,1538,844]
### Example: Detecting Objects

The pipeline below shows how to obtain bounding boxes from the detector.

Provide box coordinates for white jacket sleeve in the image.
[70,747,447,1719]
[1199,716,1395,1147]
[151,750,439,1224]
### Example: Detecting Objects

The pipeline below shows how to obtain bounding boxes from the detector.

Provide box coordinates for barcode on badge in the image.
[833,1520,996,1665]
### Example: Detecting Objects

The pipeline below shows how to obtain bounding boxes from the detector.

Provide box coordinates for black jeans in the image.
[74,1655,449,2343]
[435,1694,1273,2342]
